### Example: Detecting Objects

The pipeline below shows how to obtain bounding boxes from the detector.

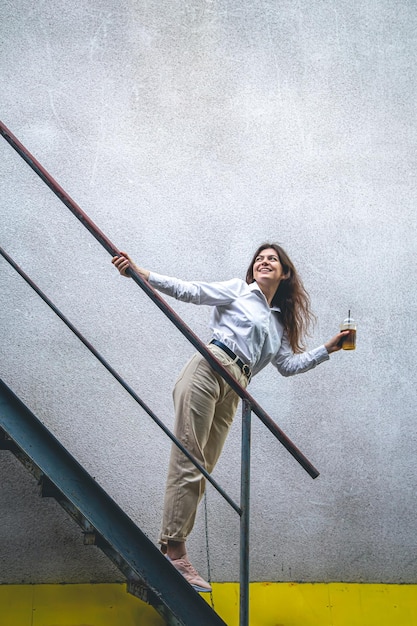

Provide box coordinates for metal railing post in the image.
[240,399,251,626]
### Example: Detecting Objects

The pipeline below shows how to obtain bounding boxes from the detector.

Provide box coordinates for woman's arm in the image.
[273,329,349,377]
[112,253,248,305]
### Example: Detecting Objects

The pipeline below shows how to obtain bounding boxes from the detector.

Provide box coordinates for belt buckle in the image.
[242,363,251,379]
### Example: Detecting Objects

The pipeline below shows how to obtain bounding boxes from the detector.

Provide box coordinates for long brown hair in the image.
[245,243,315,353]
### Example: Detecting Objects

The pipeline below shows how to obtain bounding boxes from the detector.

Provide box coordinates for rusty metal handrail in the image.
[0,120,319,480]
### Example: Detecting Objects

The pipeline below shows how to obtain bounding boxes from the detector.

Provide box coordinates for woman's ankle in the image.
[167,540,186,560]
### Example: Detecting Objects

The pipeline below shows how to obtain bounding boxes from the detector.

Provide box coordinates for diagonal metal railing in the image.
[0,246,241,516]
[1,120,319,626]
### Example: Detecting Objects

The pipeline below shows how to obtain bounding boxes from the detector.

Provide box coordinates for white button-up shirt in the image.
[148,273,329,378]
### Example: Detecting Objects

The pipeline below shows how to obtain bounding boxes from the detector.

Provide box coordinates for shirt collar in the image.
[248,281,281,312]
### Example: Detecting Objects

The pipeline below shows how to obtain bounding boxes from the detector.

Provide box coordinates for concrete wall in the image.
[1,0,416,584]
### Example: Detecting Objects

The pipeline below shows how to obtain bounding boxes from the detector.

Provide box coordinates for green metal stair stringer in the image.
[0,378,227,626]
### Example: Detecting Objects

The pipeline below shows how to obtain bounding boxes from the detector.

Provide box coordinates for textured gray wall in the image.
[1,0,416,584]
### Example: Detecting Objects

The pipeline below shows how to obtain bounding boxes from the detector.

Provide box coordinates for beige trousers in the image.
[159,344,249,545]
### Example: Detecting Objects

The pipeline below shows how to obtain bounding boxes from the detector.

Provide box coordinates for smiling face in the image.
[252,247,286,293]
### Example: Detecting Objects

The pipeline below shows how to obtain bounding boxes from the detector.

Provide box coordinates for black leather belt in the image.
[209,340,252,380]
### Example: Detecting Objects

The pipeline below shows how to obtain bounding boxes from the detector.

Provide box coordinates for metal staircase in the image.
[0,378,227,626]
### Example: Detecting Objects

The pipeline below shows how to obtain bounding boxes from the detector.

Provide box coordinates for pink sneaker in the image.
[168,557,212,593]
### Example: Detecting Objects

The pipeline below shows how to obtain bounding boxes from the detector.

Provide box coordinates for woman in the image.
[112,243,348,592]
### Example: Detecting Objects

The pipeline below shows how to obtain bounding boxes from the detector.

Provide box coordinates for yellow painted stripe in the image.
[1,582,416,625]
[212,582,417,626]
[0,584,164,626]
